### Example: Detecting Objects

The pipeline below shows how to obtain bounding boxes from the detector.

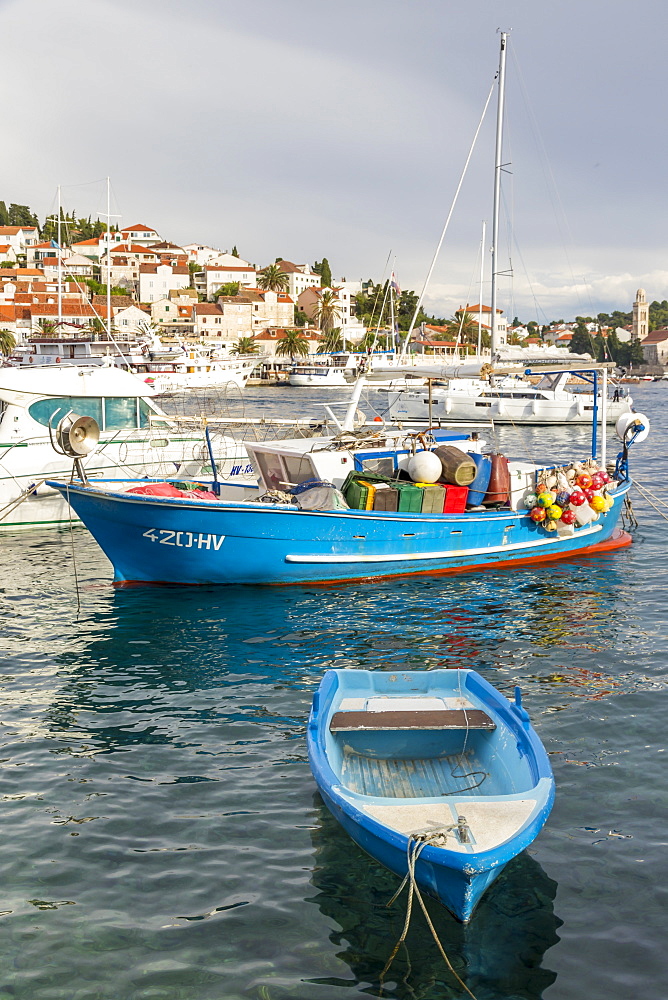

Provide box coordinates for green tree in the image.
[213,282,240,299]
[446,309,478,346]
[0,329,15,355]
[313,288,341,335]
[317,328,344,353]
[275,329,309,360]
[231,246,239,257]
[293,308,308,327]
[319,258,332,289]
[569,321,592,355]
[231,336,258,355]
[33,318,62,337]
[257,263,289,293]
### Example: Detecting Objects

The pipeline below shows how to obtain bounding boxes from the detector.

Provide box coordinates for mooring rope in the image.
[632,480,668,523]
[379,832,478,1000]
[0,478,48,521]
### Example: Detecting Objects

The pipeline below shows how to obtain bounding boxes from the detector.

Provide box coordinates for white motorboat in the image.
[386,366,634,425]
[0,364,253,531]
[288,353,358,386]
[135,345,261,393]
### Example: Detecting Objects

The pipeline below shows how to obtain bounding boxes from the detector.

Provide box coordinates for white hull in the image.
[0,364,255,532]
[388,382,634,425]
[0,432,254,532]
[289,370,349,386]
[144,357,259,394]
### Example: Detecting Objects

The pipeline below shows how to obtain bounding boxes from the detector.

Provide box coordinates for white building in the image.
[297,285,365,341]
[139,263,190,303]
[0,226,39,255]
[275,260,320,300]
[182,244,224,267]
[459,303,508,346]
[120,223,161,245]
[204,260,256,299]
[113,304,152,335]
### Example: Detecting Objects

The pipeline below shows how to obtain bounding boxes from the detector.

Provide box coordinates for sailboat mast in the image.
[57,185,62,330]
[106,177,112,339]
[490,31,508,358]
[478,219,486,358]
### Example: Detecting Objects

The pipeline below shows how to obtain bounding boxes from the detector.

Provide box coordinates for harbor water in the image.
[0,383,665,1000]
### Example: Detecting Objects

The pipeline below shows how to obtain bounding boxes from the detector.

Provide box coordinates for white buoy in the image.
[407,451,442,484]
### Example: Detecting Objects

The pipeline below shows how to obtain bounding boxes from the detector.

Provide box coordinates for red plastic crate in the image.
[442,485,468,513]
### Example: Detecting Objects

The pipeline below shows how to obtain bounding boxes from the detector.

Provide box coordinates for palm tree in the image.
[257,264,289,293]
[275,329,309,361]
[446,309,478,347]
[231,336,258,355]
[317,327,344,353]
[0,329,15,355]
[33,318,61,337]
[313,288,341,335]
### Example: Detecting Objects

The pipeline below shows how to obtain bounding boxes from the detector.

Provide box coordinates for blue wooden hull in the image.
[48,480,631,586]
[307,669,555,922]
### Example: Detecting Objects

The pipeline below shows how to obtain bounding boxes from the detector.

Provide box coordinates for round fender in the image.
[616,411,650,443]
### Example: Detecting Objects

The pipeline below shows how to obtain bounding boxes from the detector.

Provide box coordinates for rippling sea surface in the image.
[0,383,666,1000]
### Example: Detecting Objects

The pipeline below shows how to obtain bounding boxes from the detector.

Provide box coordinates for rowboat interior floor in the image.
[342,748,493,799]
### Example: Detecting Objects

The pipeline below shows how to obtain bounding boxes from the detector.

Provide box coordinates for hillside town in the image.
[0,218,664,370]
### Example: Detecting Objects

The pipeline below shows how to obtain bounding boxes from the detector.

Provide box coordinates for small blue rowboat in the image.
[307,668,555,922]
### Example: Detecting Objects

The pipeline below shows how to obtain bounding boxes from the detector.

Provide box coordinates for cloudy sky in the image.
[2,0,666,322]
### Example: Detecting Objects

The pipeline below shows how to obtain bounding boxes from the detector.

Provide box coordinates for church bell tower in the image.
[632,288,648,341]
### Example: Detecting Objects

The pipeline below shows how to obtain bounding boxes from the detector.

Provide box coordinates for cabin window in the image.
[29,396,103,429]
[255,451,287,490]
[283,454,317,485]
[357,456,395,476]
[104,397,138,429]
[28,395,151,431]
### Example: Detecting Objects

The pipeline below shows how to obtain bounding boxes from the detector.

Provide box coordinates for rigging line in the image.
[65,483,81,618]
[401,76,497,351]
[632,479,668,507]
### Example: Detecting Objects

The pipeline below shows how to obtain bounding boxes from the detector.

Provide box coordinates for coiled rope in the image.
[379,831,478,1000]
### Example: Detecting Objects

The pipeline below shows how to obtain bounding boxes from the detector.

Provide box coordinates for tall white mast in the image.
[478,220,486,358]
[106,177,112,339]
[57,184,62,329]
[490,31,508,358]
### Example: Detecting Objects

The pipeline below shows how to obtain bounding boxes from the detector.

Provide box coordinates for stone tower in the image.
[632,288,648,341]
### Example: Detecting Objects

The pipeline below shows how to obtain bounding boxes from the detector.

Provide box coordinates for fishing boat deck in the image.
[362,799,537,853]
[342,749,489,798]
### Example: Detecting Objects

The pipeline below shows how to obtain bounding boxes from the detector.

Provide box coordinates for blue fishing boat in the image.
[46,375,647,585]
[306,667,555,922]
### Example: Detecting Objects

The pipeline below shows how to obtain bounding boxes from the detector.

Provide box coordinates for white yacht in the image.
[288,353,358,386]
[386,368,634,425]
[0,364,253,531]
[134,344,262,393]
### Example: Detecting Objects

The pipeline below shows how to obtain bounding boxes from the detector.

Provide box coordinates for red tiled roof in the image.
[121,224,158,234]
[29,302,96,317]
[0,268,45,277]
[0,226,38,235]
[194,304,223,315]
[641,328,668,344]
[140,264,189,275]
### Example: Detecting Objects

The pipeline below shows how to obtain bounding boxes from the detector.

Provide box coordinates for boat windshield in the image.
[253,450,317,490]
[28,396,154,431]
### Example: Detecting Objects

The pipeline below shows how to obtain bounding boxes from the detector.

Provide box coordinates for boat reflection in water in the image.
[307,801,561,999]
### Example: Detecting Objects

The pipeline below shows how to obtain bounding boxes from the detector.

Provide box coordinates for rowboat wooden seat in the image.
[330,709,495,732]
